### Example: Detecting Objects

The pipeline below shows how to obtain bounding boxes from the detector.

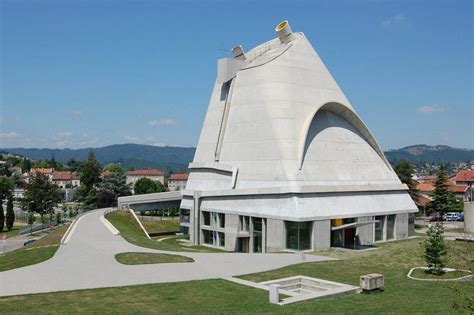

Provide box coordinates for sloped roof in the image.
[169,173,188,181]
[455,170,474,182]
[31,168,54,174]
[127,169,164,176]
[416,195,432,207]
[416,182,434,192]
[52,171,72,181]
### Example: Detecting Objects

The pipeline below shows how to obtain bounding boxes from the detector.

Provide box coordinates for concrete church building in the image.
[179,21,417,252]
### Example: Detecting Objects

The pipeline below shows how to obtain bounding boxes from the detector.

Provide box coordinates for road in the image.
[0,209,333,297]
[0,233,43,254]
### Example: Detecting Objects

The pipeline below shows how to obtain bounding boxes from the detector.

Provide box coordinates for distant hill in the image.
[1,144,196,173]
[2,144,472,171]
[385,145,474,164]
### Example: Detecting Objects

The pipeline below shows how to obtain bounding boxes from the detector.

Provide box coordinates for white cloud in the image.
[381,14,407,28]
[55,131,73,138]
[124,135,142,142]
[147,119,177,126]
[0,131,21,138]
[71,110,84,116]
[417,104,448,114]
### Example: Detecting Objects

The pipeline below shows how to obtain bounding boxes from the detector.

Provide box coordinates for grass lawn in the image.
[410,268,472,280]
[0,237,472,314]
[0,224,24,238]
[106,211,224,252]
[0,224,69,272]
[140,218,180,234]
[115,252,194,265]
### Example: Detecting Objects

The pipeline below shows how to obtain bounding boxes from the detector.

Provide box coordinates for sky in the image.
[0,0,472,150]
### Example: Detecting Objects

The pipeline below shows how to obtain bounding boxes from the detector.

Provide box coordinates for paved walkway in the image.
[0,209,333,297]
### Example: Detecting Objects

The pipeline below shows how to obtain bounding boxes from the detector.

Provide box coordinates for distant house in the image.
[416,195,432,214]
[126,169,165,186]
[52,171,80,189]
[455,170,474,187]
[168,173,188,191]
[28,168,54,182]
[416,179,471,202]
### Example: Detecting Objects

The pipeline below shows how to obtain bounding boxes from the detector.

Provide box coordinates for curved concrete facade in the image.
[180,22,417,252]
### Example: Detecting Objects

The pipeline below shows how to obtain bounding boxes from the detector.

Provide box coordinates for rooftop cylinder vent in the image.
[275,20,294,43]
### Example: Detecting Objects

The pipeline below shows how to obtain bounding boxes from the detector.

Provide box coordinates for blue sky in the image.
[1,0,472,150]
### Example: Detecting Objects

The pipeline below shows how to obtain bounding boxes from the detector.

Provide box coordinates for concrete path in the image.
[0,209,334,297]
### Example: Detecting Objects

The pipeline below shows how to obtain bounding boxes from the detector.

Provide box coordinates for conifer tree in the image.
[6,195,15,230]
[426,164,463,215]
[424,223,447,275]
[0,201,4,232]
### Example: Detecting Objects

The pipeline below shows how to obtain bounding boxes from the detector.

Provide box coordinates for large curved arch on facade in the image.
[297,101,392,171]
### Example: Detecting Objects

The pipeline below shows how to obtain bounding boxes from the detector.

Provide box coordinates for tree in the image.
[156,181,168,193]
[96,172,131,208]
[80,150,101,191]
[0,163,11,177]
[394,160,419,202]
[0,176,14,200]
[134,178,158,195]
[424,223,447,275]
[27,211,35,234]
[21,172,62,215]
[66,158,84,173]
[6,195,15,230]
[20,158,32,173]
[105,163,126,175]
[426,164,463,215]
[0,201,4,232]
[50,154,56,169]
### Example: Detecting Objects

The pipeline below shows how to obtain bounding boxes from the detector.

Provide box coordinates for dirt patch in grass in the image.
[115,252,194,265]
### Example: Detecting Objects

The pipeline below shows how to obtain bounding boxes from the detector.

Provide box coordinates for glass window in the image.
[374,216,384,241]
[331,229,343,248]
[253,217,262,232]
[219,213,225,228]
[219,232,225,247]
[203,211,210,226]
[386,215,396,240]
[239,216,249,231]
[203,230,211,244]
[286,221,312,251]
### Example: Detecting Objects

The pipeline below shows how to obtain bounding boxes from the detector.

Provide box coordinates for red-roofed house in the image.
[455,170,474,187]
[28,168,54,182]
[126,169,165,186]
[52,171,81,189]
[168,173,188,191]
[416,179,471,201]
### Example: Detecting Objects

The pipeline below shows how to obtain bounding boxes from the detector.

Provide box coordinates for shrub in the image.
[424,223,447,275]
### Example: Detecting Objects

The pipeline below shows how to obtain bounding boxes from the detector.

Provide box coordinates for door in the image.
[344,228,355,248]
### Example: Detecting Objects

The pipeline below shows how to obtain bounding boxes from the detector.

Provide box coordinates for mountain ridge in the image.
[1,144,472,171]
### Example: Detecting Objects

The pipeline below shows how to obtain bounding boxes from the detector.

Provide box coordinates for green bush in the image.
[424,223,447,275]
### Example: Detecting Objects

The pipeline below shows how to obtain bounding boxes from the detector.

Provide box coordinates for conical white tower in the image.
[180,21,417,252]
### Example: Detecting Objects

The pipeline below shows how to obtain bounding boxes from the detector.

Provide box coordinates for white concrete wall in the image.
[312,220,331,250]
[266,218,286,252]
